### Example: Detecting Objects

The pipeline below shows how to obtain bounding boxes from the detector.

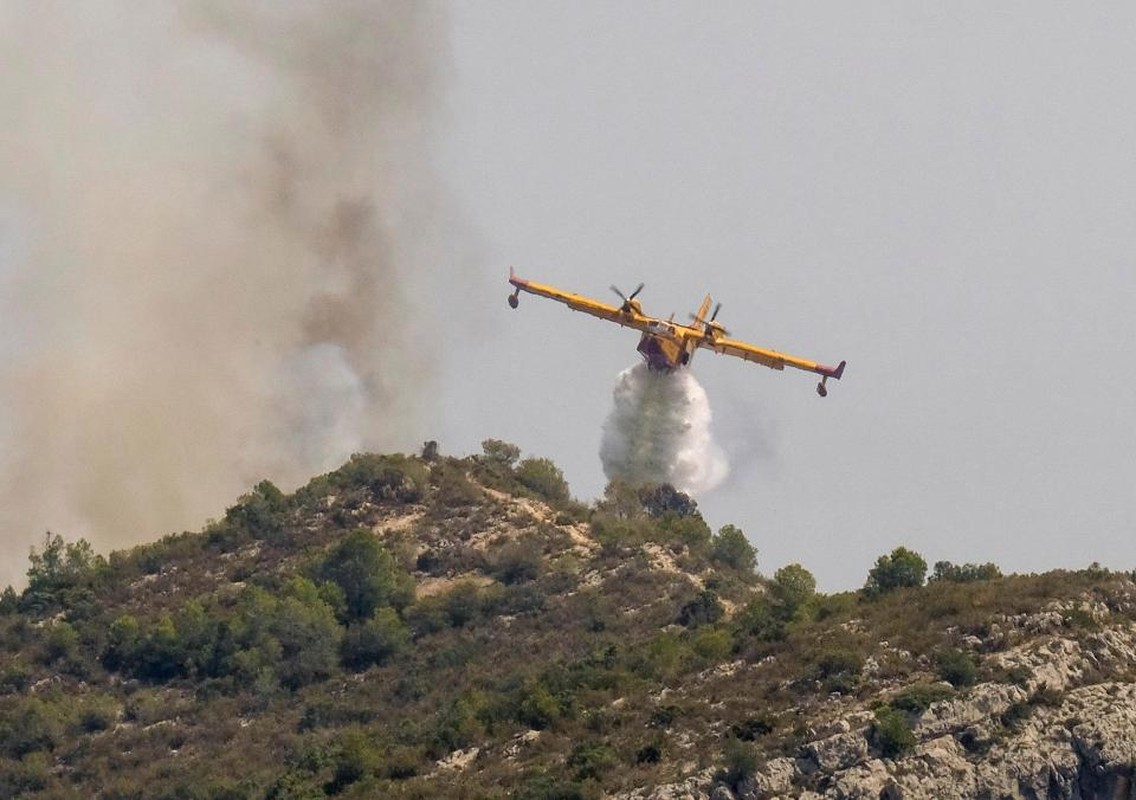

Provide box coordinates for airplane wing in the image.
[508,269,657,333]
[701,335,846,381]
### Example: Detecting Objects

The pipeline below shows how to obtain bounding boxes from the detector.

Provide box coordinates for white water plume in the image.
[599,363,729,495]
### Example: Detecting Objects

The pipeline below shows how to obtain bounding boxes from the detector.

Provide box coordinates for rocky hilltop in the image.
[628,590,1136,800]
[1,446,1134,799]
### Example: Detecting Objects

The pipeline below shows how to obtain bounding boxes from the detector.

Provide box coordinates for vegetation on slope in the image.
[0,443,1130,799]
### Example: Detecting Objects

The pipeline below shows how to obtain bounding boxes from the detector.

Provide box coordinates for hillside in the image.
[1,445,1135,799]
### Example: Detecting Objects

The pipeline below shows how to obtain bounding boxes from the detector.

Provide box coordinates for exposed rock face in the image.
[626,604,1136,800]
[736,619,1136,800]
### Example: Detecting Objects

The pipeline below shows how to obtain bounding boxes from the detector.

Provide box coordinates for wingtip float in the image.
[507,268,846,397]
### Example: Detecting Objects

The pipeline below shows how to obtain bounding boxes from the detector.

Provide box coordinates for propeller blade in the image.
[628,282,645,301]
[710,303,721,322]
[610,285,627,302]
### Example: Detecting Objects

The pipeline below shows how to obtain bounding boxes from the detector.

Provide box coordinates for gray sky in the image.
[434,3,1136,589]
[2,4,1134,592]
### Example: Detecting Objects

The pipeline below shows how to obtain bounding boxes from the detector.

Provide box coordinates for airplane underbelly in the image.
[636,333,684,371]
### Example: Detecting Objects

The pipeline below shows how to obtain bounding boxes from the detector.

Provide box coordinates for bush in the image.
[222,480,288,543]
[658,514,712,552]
[692,627,732,661]
[814,648,864,694]
[934,648,978,688]
[733,597,786,644]
[677,590,725,628]
[515,458,570,505]
[326,729,380,794]
[431,462,483,508]
[517,681,562,730]
[488,537,543,585]
[341,608,410,670]
[871,706,915,758]
[717,736,759,791]
[567,741,618,781]
[515,771,586,800]
[891,682,954,714]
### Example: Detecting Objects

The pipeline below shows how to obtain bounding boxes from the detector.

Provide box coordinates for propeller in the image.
[690,302,729,336]
[610,282,645,309]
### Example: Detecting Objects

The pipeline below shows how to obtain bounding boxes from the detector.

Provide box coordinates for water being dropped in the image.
[599,363,728,495]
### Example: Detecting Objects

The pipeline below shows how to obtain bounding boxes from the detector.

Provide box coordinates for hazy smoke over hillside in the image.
[599,364,729,495]
[0,2,447,585]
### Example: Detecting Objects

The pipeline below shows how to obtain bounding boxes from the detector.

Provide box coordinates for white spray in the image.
[599,363,729,495]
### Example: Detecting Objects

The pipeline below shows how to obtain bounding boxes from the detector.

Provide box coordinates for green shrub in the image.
[517,681,561,730]
[515,770,586,800]
[891,682,954,714]
[677,590,724,628]
[871,706,915,758]
[730,716,775,741]
[341,608,410,670]
[488,538,544,585]
[431,462,483,508]
[717,736,759,791]
[733,597,786,644]
[0,696,68,758]
[516,458,570,505]
[567,740,618,780]
[814,648,864,694]
[692,627,732,661]
[326,729,380,794]
[934,648,978,688]
[222,480,288,543]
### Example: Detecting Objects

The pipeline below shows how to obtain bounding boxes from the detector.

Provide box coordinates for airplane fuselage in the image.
[635,322,698,371]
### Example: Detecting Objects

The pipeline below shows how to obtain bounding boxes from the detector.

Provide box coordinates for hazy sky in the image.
[434,3,1136,589]
[2,4,1134,592]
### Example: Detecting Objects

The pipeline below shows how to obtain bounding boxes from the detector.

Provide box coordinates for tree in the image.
[640,484,698,518]
[929,561,1002,583]
[863,547,927,598]
[710,525,757,572]
[480,439,521,470]
[515,458,570,504]
[21,532,106,613]
[769,563,816,620]
[317,529,414,622]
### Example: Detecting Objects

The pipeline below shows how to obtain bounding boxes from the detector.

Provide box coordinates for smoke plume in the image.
[0,2,448,586]
[599,363,729,495]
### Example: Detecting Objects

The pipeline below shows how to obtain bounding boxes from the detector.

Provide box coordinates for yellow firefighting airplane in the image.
[508,269,846,396]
